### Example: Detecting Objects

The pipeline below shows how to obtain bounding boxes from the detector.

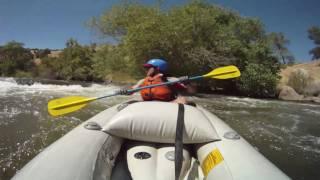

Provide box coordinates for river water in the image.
[0,78,319,180]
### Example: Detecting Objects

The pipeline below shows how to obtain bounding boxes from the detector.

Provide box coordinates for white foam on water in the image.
[277,113,301,119]
[292,135,320,154]
[0,106,22,117]
[0,78,19,94]
[225,96,243,101]
[302,109,320,115]
[33,111,40,116]
[269,144,282,151]
[236,110,250,114]
[276,113,302,132]
[214,109,232,114]
[247,121,285,142]
[224,97,272,108]
[0,78,121,97]
[226,96,320,110]
[277,100,320,108]
[290,118,300,132]
[226,97,270,104]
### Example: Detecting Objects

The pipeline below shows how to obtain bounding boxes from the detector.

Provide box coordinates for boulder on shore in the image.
[278,85,303,101]
[303,96,320,103]
[278,60,320,103]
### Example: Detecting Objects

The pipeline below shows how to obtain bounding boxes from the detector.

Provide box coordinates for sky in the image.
[0,0,319,61]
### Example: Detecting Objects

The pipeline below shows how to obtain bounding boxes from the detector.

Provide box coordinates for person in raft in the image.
[131,58,191,104]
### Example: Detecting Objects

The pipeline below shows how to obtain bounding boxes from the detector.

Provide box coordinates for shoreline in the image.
[1,76,319,105]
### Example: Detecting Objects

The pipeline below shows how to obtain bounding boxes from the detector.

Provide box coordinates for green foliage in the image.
[92,45,132,79]
[269,32,294,64]
[35,39,99,81]
[0,1,285,98]
[36,57,61,79]
[14,70,33,78]
[308,26,320,60]
[238,64,279,97]
[0,41,33,76]
[90,0,281,96]
[40,39,97,81]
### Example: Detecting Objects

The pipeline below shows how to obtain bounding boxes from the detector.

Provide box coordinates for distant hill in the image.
[29,48,62,58]
[28,49,62,66]
[47,50,62,58]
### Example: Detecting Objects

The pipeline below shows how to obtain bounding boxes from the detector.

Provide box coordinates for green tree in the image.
[0,41,33,76]
[37,56,61,79]
[269,32,294,64]
[308,26,320,60]
[238,63,279,97]
[92,45,130,79]
[58,38,96,81]
[90,0,281,97]
[38,39,96,81]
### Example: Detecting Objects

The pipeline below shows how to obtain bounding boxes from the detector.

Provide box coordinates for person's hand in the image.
[172,96,187,104]
[186,82,197,94]
[116,89,132,95]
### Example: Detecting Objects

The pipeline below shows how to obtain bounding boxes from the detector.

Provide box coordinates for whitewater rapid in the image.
[0,78,320,180]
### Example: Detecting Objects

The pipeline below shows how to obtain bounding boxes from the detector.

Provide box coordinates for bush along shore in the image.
[1,1,320,101]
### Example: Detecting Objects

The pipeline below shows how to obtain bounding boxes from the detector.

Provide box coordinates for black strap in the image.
[175,103,185,180]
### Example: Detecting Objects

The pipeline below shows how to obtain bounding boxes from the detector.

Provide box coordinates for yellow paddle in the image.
[48,65,240,116]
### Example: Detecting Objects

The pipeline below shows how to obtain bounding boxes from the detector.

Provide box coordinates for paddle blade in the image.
[48,96,96,116]
[203,65,240,79]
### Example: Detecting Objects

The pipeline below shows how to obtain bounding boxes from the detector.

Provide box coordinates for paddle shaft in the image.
[131,75,205,92]
[117,71,236,94]
[98,76,200,99]
[96,71,237,99]
[49,65,240,113]
[51,76,195,110]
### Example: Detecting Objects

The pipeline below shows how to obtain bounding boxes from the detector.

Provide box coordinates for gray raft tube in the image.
[12,105,123,180]
[12,103,291,180]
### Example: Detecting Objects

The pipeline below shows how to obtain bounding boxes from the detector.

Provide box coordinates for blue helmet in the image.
[143,59,168,72]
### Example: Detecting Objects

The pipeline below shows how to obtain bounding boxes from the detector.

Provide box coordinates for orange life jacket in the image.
[140,74,173,101]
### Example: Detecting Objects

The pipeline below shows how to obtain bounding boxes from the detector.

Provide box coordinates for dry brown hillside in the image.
[278,60,320,102]
[48,50,62,58]
[279,60,320,86]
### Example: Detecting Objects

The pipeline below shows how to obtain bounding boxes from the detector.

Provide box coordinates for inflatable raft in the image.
[12,101,290,180]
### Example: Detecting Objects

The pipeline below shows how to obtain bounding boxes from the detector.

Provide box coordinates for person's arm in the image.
[167,77,187,90]
[131,79,145,89]
[118,79,145,96]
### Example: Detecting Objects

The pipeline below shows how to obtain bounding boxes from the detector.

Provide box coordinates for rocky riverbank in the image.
[278,60,320,103]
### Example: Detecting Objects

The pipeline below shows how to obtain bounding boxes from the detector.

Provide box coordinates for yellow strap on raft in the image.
[201,149,224,176]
